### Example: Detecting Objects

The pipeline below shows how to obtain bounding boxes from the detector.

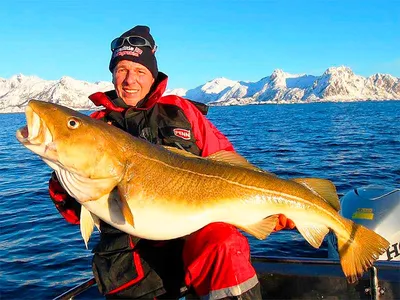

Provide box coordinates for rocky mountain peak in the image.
[324,66,354,75]
[1,66,398,112]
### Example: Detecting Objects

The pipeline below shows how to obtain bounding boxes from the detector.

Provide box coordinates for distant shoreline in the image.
[2,99,399,114]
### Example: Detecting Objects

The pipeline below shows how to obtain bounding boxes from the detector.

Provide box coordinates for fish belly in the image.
[83,198,217,240]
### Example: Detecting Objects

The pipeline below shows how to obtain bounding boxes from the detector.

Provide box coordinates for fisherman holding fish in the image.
[47,25,295,299]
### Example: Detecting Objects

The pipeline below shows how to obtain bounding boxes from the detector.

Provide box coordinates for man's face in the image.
[112,60,155,106]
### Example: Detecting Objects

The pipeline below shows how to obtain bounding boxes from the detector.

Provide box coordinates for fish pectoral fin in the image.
[93,214,101,233]
[295,222,330,248]
[292,178,340,211]
[80,206,95,249]
[116,187,135,227]
[121,198,135,227]
[237,215,279,240]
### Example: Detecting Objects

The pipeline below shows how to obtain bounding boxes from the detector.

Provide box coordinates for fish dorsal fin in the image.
[292,178,340,211]
[164,146,268,173]
[207,150,254,168]
[208,150,276,174]
[236,215,279,240]
[164,146,275,175]
[80,206,95,249]
[296,222,330,248]
[163,146,200,158]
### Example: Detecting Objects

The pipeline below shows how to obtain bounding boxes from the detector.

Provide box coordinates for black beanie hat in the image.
[109,25,158,79]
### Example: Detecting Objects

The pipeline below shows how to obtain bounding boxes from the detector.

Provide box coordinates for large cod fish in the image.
[16,100,389,283]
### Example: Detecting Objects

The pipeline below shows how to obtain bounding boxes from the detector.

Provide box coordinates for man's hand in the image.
[274,214,296,231]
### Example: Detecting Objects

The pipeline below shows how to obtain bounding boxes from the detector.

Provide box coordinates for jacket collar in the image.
[89,72,169,112]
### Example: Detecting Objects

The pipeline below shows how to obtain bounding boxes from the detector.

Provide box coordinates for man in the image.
[49,25,295,299]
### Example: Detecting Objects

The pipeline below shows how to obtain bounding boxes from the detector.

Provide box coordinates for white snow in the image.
[1,66,399,113]
[0,74,113,113]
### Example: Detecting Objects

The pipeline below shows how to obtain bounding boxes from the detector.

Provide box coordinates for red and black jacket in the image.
[49,72,235,298]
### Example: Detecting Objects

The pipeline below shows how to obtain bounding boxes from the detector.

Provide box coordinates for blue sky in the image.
[2,0,399,89]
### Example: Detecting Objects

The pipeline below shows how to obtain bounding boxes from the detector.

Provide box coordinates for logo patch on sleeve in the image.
[173,128,191,140]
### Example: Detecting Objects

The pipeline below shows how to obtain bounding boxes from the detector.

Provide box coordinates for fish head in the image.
[16,99,128,202]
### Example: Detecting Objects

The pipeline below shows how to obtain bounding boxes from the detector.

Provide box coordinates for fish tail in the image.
[336,218,389,283]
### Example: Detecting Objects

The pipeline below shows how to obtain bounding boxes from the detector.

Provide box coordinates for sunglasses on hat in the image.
[111,36,157,53]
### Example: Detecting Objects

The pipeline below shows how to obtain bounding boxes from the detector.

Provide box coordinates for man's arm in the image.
[49,172,81,224]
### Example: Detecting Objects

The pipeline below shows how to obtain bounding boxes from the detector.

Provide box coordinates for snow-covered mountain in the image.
[178,66,399,106]
[0,74,113,113]
[1,66,399,113]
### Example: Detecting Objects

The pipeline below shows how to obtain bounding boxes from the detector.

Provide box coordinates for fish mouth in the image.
[16,104,55,154]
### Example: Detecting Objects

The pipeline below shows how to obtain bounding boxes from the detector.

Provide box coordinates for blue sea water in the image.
[0,101,399,299]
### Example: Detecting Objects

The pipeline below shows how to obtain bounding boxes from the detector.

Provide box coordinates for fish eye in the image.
[67,118,81,129]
